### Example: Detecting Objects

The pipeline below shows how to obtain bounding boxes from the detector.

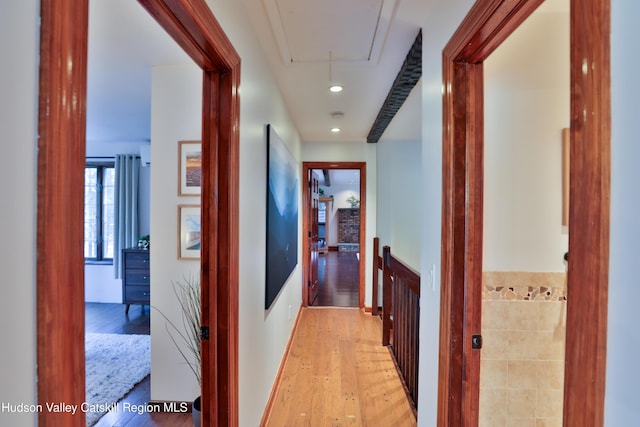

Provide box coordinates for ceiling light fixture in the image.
[331,127,341,133]
[328,51,343,93]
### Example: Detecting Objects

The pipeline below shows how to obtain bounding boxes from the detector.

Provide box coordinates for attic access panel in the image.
[264,0,398,64]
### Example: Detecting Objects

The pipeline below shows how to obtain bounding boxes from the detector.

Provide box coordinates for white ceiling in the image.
[87,0,190,143]
[87,0,567,146]
[314,169,361,187]
[87,0,424,144]
[241,0,424,142]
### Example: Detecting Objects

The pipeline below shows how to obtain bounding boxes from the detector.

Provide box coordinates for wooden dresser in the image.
[122,248,150,314]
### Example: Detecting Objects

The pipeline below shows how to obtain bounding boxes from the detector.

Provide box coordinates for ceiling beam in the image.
[366,29,422,143]
[322,169,331,186]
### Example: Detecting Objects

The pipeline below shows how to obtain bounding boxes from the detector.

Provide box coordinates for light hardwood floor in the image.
[263,307,416,426]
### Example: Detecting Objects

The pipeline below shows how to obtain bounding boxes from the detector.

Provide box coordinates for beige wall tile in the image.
[483,300,509,330]
[537,301,566,331]
[537,330,566,361]
[507,388,536,418]
[481,330,510,360]
[508,301,540,330]
[481,359,508,388]
[536,417,562,427]
[479,388,507,427]
[506,330,539,360]
[507,417,536,427]
[537,388,564,418]
[480,272,566,427]
[536,361,564,389]
[508,360,537,389]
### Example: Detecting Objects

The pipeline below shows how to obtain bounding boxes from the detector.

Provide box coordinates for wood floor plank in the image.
[263,307,416,426]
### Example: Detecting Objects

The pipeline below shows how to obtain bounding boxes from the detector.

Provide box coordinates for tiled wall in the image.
[480,272,566,427]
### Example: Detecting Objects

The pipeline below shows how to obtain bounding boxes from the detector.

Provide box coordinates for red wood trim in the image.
[439,1,540,426]
[136,2,241,424]
[259,304,304,426]
[385,252,421,296]
[372,237,380,316]
[302,162,367,309]
[37,1,88,425]
[38,0,241,425]
[564,0,611,425]
[381,246,392,346]
[138,0,240,70]
[358,165,367,309]
[382,245,421,407]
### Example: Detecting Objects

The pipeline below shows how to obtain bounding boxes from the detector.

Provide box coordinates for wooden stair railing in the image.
[381,244,420,409]
[371,237,383,316]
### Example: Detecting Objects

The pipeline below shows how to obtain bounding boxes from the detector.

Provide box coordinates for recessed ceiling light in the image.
[331,127,341,133]
[329,85,343,93]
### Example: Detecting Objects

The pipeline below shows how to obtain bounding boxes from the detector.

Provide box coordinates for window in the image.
[84,162,115,262]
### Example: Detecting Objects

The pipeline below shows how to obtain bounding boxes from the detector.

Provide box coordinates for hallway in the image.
[314,252,360,307]
[263,308,416,426]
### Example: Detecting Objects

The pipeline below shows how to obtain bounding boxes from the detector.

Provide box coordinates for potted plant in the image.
[346,193,360,208]
[155,274,201,425]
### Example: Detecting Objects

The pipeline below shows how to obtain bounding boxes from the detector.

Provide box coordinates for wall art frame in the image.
[178,204,201,260]
[265,124,299,309]
[178,140,202,196]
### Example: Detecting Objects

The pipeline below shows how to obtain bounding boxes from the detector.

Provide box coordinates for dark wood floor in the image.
[86,302,192,426]
[86,302,150,334]
[313,251,360,307]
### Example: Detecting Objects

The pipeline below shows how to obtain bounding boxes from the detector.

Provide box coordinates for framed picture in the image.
[178,140,202,196]
[178,205,201,260]
[265,124,299,309]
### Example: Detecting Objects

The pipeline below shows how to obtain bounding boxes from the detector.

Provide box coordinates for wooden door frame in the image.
[437,0,610,426]
[302,162,367,308]
[37,0,240,425]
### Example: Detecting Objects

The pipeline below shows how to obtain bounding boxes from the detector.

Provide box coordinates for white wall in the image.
[302,141,377,308]
[416,1,475,425]
[0,1,38,425]
[208,3,304,425]
[376,138,422,270]
[149,63,203,401]
[606,1,640,425]
[84,140,151,303]
[149,2,305,425]
[483,8,569,273]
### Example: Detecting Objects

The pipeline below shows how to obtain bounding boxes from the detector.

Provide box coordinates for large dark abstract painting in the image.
[265,124,299,309]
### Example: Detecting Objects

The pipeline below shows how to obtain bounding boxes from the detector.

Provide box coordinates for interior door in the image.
[308,170,319,305]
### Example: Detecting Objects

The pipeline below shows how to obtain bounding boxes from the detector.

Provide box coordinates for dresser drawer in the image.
[124,251,150,269]
[122,248,151,310]
[125,285,150,303]
[124,270,150,285]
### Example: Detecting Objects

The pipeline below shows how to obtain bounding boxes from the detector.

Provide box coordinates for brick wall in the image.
[337,208,359,243]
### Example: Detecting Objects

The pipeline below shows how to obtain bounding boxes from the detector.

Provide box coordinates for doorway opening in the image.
[302,162,366,309]
[479,2,570,423]
[37,0,240,425]
[438,0,610,425]
[311,168,361,307]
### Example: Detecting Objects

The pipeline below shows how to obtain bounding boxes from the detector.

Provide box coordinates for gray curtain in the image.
[113,154,140,278]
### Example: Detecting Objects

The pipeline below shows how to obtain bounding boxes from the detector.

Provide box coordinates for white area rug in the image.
[85,333,150,426]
